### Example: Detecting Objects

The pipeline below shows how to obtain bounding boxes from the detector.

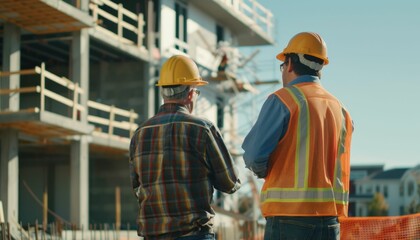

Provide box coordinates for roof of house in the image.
[371,168,409,180]
[351,164,384,171]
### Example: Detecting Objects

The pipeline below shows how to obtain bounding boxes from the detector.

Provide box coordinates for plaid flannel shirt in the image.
[129,103,240,239]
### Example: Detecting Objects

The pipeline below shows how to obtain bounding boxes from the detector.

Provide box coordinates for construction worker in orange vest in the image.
[242,32,354,240]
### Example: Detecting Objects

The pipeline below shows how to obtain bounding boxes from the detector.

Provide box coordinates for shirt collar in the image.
[286,75,321,87]
[158,103,190,114]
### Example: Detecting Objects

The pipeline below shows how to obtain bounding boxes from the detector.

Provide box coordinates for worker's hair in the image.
[161,85,191,100]
[285,53,323,78]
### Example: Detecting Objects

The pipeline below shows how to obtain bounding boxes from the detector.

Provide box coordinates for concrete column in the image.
[69,0,90,228]
[71,29,89,123]
[70,136,89,229]
[144,65,156,118]
[0,129,19,224]
[0,23,20,227]
[1,23,20,111]
[144,0,156,119]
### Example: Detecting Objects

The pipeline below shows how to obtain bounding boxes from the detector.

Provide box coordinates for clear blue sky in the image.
[239,0,420,170]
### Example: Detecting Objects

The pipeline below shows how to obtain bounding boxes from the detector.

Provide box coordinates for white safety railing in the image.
[219,0,273,37]
[0,63,85,119]
[89,0,146,49]
[174,38,189,53]
[0,64,139,142]
[87,100,138,140]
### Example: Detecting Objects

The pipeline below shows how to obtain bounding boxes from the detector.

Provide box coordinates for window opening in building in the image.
[175,2,188,53]
[216,24,224,43]
[217,97,224,129]
[407,181,414,196]
[399,182,404,196]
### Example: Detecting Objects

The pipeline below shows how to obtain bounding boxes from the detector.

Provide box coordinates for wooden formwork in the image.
[0,0,91,34]
[0,109,93,138]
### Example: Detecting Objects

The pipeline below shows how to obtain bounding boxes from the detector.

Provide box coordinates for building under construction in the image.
[0,0,275,238]
[2,1,419,240]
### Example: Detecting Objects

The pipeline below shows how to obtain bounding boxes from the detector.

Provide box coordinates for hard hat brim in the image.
[276,52,286,62]
[156,79,208,86]
[276,51,329,65]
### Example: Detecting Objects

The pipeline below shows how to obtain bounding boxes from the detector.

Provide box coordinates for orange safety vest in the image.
[261,82,353,217]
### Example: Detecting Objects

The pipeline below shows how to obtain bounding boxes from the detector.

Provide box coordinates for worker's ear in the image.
[187,88,194,101]
[287,61,293,72]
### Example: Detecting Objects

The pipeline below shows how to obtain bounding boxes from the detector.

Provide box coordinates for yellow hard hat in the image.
[276,32,329,65]
[156,55,208,86]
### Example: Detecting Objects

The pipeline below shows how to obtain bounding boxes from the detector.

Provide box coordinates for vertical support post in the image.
[144,0,156,118]
[43,186,48,232]
[267,13,273,38]
[115,187,121,231]
[1,223,6,240]
[108,105,115,136]
[233,0,240,12]
[0,130,19,233]
[40,63,46,113]
[248,174,260,239]
[92,3,98,24]
[35,220,39,240]
[70,136,89,230]
[0,201,4,223]
[0,23,20,231]
[129,109,135,138]
[252,0,257,22]
[7,222,11,240]
[71,31,89,123]
[72,83,79,120]
[1,23,20,111]
[69,0,89,229]
[117,4,123,42]
[137,13,145,48]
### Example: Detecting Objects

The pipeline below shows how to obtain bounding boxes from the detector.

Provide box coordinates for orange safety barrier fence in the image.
[340,213,420,240]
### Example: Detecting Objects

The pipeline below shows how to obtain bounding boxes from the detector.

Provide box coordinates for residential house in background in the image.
[0,0,274,238]
[352,165,420,216]
[349,164,384,216]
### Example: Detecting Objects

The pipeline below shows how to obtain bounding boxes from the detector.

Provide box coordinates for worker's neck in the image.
[164,99,187,105]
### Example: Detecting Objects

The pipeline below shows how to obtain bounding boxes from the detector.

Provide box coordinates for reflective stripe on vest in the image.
[333,108,348,190]
[261,188,349,204]
[261,86,350,205]
[287,86,310,189]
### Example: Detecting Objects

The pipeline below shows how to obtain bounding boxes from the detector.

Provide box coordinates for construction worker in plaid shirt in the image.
[129,55,241,240]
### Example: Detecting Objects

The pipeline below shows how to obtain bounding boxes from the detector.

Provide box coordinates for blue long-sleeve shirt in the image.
[241,75,321,178]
